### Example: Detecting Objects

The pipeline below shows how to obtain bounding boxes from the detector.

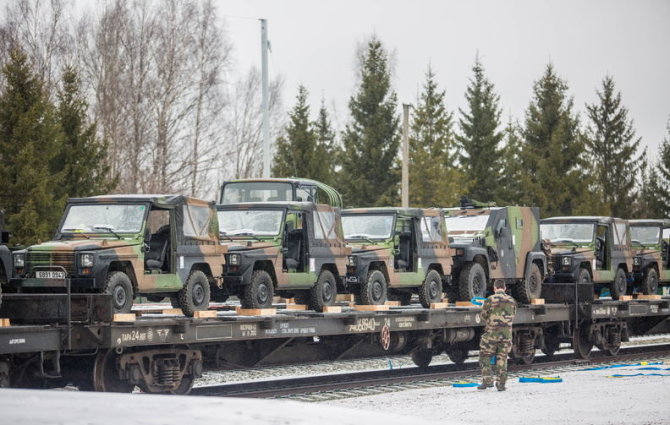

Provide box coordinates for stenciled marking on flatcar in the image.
[156,328,170,341]
[592,307,615,316]
[347,318,379,333]
[475,314,481,324]
[394,317,415,329]
[241,324,257,337]
[9,338,26,345]
[650,305,658,314]
[120,329,148,343]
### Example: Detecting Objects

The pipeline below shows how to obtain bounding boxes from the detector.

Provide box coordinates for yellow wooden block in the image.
[430,302,449,309]
[0,318,11,327]
[162,308,184,316]
[531,298,546,305]
[636,294,662,300]
[336,294,356,302]
[113,313,136,322]
[354,304,389,311]
[618,295,633,302]
[285,304,308,310]
[194,310,218,319]
[280,298,296,304]
[385,300,401,307]
[322,306,342,313]
[235,307,277,316]
[455,301,475,307]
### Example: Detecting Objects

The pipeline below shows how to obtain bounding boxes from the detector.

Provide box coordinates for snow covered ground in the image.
[325,362,670,425]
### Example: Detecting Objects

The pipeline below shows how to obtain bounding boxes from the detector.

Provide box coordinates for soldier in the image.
[478,279,517,391]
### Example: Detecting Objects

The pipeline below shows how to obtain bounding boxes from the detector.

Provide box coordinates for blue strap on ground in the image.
[582,362,663,371]
[636,367,670,371]
[519,376,563,383]
[607,373,670,378]
[453,382,479,387]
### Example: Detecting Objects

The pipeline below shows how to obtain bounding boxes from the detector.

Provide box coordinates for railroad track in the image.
[190,343,670,401]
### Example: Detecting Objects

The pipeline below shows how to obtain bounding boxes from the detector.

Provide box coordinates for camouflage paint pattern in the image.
[445,206,546,281]
[216,201,349,295]
[10,195,226,295]
[219,178,343,208]
[629,219,670,284]
[479,289,517,385]
[542,216,634,284]
[342,207,453,289]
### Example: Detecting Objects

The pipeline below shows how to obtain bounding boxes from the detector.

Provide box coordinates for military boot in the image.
[477,381,493,390]
[496,380,506,391]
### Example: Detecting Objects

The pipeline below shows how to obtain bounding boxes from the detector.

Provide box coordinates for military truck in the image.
[341,208,453,307]
[629,219,670,294]
[10,195,226,316]
[0,210,11,308]
[220,178,342,207]
[216,201,349,311]
[541,216,634,298]
[444,203,546,303]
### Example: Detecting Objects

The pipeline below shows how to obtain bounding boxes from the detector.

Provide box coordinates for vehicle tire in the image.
[104,271,134,314]
[242,270,274,309]
[458,262,487,301]
[309,269,337,311]
[411,348,433,368]
[578,268,592,285]
[360,270,387,305]
[418,269,443,308]
[609,268,628,299]
[640,268,659,295]
[513,263,542,304]
[179,270,211,317]
[445,344,469,364]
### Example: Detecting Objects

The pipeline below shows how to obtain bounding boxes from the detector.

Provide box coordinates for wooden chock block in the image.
[285,304,308,311]
[336,294,356,302]
[235,307,277,316]
[162,308,184,316]
[430,302,449,309]
[384,300,401,307]
[113,313,136,322]
[455,301,475,307]
[322,306,342,313]
[194,310,218,319]
[272,296,282,303]
[636,294,662,300]
[280,298,296,304]
[618,295,633,302]
[0,318,11,327]
[530,298,546,305]
[354,304,389,312]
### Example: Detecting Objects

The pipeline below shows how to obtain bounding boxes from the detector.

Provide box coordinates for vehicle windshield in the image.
[342,214,395,240]
[217,209,284,236]
[444,214,489,236]
[541,223,594,244]
[221,182,293,204]
[631,226,661,245]
[61,204,147,234]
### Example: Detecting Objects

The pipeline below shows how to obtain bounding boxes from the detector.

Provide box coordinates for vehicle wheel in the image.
[572,323,593,359]
[104,271,134,314]
[445,344,469,364]
[242,270,274,309]
[360,270,387,305]
[640,268,659,295]
[309,270,337,311]
[610,268,628,299]
[92,350,134,393]
[579,268,592,285]
[411,348,433,368]
[179,270,211,317]
[458,262,487,301]
[418,269,443,308]
[513,263,542,304]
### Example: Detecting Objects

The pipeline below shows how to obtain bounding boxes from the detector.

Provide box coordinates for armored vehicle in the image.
[10,195,226,316]
[629,219,670,294]
[220,178,342,208]
[541,216,634,298]
[341,208,453,307]
[0,210,11,308]
[216,201,349,311]
[444,204,546,303]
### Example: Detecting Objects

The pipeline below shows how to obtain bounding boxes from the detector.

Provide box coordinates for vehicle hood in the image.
[349,244,391,255]
[547,246,592,256]
[221,240,279,252]
[28,239,140,252]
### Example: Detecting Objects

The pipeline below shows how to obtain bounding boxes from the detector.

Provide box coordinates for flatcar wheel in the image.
[170,375,195,395]
[572,324,593,359]
[541,335,561,357]
[92,350,134,393]
[445,345,469,364]
[411,348,433,368]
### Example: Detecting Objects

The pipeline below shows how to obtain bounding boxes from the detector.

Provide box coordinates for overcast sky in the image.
[219,0,670,157]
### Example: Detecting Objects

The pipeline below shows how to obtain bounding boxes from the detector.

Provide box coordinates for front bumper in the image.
[10,277,100,290]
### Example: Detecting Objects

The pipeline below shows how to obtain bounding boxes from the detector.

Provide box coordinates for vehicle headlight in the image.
[561,256,571,266]
[347,255,357,267]
[13,253,25,268]
[228,254,241,265]
[633,257,641,266]
[80,253,94,268]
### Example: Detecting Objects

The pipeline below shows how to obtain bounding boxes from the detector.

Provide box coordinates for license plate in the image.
[36,271,66,279]
[345,276,358,283]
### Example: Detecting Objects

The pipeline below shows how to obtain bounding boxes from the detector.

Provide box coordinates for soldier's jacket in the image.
[481,289,517,338]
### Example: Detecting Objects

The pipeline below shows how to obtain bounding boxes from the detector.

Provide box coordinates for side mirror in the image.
[280,247,288,254]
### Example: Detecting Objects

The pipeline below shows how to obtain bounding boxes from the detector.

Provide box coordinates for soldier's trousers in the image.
[479,332,513,385]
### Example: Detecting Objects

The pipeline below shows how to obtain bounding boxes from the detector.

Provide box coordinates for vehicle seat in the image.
[395,231,412,271]
[285,229,302,270]
[146,226,170,271]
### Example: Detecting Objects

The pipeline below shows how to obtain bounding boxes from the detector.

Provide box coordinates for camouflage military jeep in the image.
[629,219,670,294]
[541,216,634,298]
[216,201,349,311]
[220,178,343,207]
[10,195,226,316]
[444,203,546,303]
[341,208,453,307]
[0,210,11,308]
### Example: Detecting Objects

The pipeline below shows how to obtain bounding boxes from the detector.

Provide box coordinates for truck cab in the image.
[629,219,670,295]
[10,195,226,316]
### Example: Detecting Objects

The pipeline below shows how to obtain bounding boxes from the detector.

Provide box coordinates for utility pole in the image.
[260,18,270,178]
[401,104,410,207]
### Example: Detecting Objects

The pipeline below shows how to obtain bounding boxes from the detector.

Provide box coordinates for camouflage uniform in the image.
[479,289,517,388]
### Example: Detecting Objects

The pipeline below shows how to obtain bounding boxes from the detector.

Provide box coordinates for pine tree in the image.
[641,120,670,218]
[456,58,503,203]
[0,49,63,245]
[54,66,115,200]
[585,76,643,218]
[520,64,591,217]
[313,101,337,186]
[497,118,525,205]
[337,37,400,207]
[408,65,462,207]
[272,85,318,179]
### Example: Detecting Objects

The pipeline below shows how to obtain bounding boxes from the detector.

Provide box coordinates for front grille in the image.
[27,252,75,275]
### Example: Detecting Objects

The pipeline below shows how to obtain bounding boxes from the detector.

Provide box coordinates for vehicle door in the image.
[493,211,515,278]
[139,207,182,292]
[280,209,312,288]
[418,211,452,278]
